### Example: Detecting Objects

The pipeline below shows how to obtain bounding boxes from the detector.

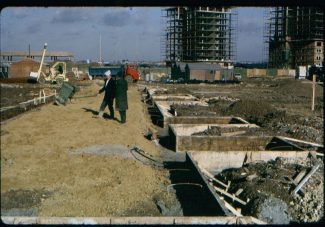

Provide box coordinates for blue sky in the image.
[1,7,266,62]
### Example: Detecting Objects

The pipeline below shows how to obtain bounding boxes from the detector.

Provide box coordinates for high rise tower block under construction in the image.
[266,7,324,68]
[161,7,237,66]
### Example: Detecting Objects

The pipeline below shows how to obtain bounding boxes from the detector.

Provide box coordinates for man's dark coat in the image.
[99,78,116,105]
[115,78,128,111]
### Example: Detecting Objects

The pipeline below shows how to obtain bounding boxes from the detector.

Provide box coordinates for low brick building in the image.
[9,58,49,78]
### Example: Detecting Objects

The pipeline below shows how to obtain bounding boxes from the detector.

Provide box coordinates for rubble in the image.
[215,157,324,223]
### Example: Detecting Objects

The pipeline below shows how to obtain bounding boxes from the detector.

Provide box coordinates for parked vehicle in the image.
[124,64,140,82]
[88,66,123,79]
[88,63,140,82]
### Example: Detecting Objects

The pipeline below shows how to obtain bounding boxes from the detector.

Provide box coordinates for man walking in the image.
[115,71,128,123]
[96,70,116,119]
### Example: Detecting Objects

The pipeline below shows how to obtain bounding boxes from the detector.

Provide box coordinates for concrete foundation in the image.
[168,116,250,125]
[169,124,268,152]
[151,94,198,102]
[191,150,309,175]
[152,101,250,128]
[1,216,266,225]
[155,101,209,128]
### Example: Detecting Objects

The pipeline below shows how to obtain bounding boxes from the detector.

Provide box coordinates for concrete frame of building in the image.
[267,7,324,68]
[162,7,237,65]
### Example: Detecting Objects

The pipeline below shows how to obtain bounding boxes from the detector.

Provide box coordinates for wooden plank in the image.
[198,165,228,188]
[2,216,269,225]
[222,198,243,217]
[293,169,307,185]
[287,176,305,195]
[226,181,231,192]
[293,164,320,195]
[312,74,316,111]
[235,188,243,196]
[211,184,247,205]
[0,94,55,114]
[250,217,267,224]
[277,136,323,148]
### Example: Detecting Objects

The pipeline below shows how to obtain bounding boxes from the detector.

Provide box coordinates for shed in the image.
[177,63,232,81]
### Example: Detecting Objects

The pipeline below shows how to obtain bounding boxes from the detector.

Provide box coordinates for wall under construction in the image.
[161,7,236,65]
[266,7,324,68]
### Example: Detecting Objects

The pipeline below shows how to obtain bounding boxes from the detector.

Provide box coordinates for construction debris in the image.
[214,157,324,223]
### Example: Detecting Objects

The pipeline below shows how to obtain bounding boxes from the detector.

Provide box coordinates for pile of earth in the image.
[170,97,323,144]
[169,100,231,117]
[218,99,323,144]
[224,99,286,127]
[274,79,323,98]
[216,157,324,224]
[270,115,324,144]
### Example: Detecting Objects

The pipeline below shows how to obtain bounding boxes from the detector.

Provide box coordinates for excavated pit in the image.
[148,101,250,128]
[190,150,322,224]
[163,153,229,216]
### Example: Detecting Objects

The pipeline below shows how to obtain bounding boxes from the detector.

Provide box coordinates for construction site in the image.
[1,6,324,225]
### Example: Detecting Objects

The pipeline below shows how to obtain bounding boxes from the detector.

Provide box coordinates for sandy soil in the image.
[1,81,176,217]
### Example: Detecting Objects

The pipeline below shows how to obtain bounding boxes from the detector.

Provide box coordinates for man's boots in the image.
[97,111,104,118]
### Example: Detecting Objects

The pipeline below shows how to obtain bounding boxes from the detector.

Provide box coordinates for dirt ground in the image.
[1,80,179,217]
[159,77,324,144]
[145,78,324,224]
[1,77,324,222]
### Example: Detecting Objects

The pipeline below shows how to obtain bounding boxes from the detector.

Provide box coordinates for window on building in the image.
[317,41,321,46]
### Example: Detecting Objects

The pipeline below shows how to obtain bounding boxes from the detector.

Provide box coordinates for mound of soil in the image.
[226,99,285,127]
[216,157,324,223]
[170,102,227,117]
[275,79,323,98]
